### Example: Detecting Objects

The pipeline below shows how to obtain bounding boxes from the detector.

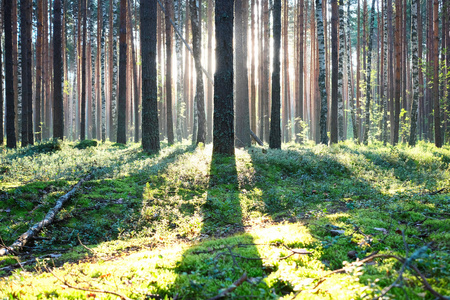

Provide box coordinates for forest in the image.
[0,0,450,299]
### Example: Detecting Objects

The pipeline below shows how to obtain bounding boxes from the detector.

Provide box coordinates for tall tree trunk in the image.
[362,0,376,144]
[409,0,419,146]
[433,0,441,147]
[117,0,127,143]
[35,0,43,142]
[20,0,31,146]
[270,0,281,149]
[382,0,389,144]
[235,0,251,147]
[316,0,328,145]
[418,0,424,140]
[282,0,290,142]
[12,0,19,141]
[100,0,106,142]
[190,0,205,145]
[4,0,16,148]
[250,0,257,139]
[330,0,338,144]
[141,0,160,153]
[393,0,401,145]
[263,0,270,142]
[175,0,184,142]
[81,0,87,140]
[356,0,361,142]
[127,0,140,142]
[207,0,213,143]
[337,0,345,141]
[0,11,3,145]
[165,0,174,145]
[296,0,304,143]
[213,0,235,155]
[53,0,63,139]
[347,0,357,141]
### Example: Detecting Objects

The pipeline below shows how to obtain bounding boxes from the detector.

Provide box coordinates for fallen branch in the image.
[250,130,264,146]
[0,175,92,256]
[44,265,132,300]
[0,253,62,273]
[207,272,248,300]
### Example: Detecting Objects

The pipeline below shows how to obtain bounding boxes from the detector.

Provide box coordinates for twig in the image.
[77,234,96,255]
[44,265,133,300]
[207,272,248,300]
[427,188,445,196]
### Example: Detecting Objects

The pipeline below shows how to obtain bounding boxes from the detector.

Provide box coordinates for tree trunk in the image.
[393,0,401,145]
[20,0,31,146]
[282,0,290,142]
[330,0,338,144]
[235,0,251,148]
[250,0,257,139]
[141,0,160,152]
[295,0,304,143]
[356,0,361,142]
[165,0,174,145]
[190,0,206,145]
[127,0,140,143]
[213,0,235,155]
[81,0,87,140]
[100,0,106,143]
[207,0,213,143]
[347,0,357,141]
[409,0,419,146]
[53,0,64,139]
[316,0,328,145]
[4,0,16,148]
[433,0,442,147]
[362,0,376,145]
[270,0,281,149]
[263,0,270,142]
[337,0,345,141]
[382,0,389,144]
[117,0,127,144]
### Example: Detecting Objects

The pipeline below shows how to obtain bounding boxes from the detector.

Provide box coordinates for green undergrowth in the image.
[0,140,449,299]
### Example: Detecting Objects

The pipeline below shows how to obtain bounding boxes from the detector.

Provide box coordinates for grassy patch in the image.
[0,141,449,299]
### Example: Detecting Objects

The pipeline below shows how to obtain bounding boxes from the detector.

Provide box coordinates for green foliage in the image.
[0,141,449,299]
[73,139,98,149]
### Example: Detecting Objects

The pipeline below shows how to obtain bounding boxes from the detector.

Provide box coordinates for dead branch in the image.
[77,234,97,255]
[44,265,133,300]
[207,272,248,300]
[250,130,264,146]
[0,175,92,256]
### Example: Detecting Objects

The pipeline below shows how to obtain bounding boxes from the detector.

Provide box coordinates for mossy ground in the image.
[0,140,449,299]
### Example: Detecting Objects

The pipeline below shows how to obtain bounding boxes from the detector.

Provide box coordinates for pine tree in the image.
[53,0,64,139]
[117,0,127,144]
[270,0,282,149]
[213,0,234,155]
[330,0,338,144]
[4,0,16,148]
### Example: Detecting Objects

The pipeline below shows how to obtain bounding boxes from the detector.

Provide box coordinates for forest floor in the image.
[0,140,449,299]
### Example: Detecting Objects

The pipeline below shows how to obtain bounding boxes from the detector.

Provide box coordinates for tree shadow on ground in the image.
[168,153,265,299]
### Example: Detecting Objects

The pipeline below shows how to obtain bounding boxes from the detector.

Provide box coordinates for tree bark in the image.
[270,0,281,149]
[4,0,16,148]
[53,0,64,140]
[409,0,420,146]
[235,0,251,148]
[316,0,328,145]
[393,0,401,145]
[433,0,442,147]
[295,0,304,143]
[330,0,338,144]
[141,0,160,153]
[362,0,376,145]
[81,0,87,140]
[213,0,235,155]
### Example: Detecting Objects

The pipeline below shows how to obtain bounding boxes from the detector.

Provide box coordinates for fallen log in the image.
[0,175,92,256]
[250,130,264,146]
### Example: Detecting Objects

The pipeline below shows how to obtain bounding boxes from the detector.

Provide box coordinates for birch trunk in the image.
[316,0,328,145]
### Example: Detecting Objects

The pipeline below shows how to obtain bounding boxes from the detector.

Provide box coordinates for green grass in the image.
[0,140,449,299]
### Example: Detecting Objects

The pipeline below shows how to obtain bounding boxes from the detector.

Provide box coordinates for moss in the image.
[73,139,98,149]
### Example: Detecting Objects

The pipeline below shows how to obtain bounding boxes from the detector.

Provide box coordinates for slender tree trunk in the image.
[100,0,106,142]
[250,0,257,138]
[337,0,345,141]
[127,0,140,142]
[330,0,338,144]
[433,0,441,147]
[282,0,290,142]
[382,0,389,144]
[190,0,205,145]
[270,0,281,149]
[141,0,160,152]
[362,0,376,144]
[165,0,174,145]
[5,0,16,148]
[393,0,401,145]
[53,0,63,139]
[12,0,19,141]
[235,0,251,147]
[81,0,87,140]
[207,0,213,143]
[35,0,43,142]
[409,0,419,146]
[20,0,31,146]
[347,0,357,141]
[213,0,235,155]
[0,11,3,145]
[316,0,328,145]
[296,0,304,143]
[356,0,361,142]
[117,0,127,143]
